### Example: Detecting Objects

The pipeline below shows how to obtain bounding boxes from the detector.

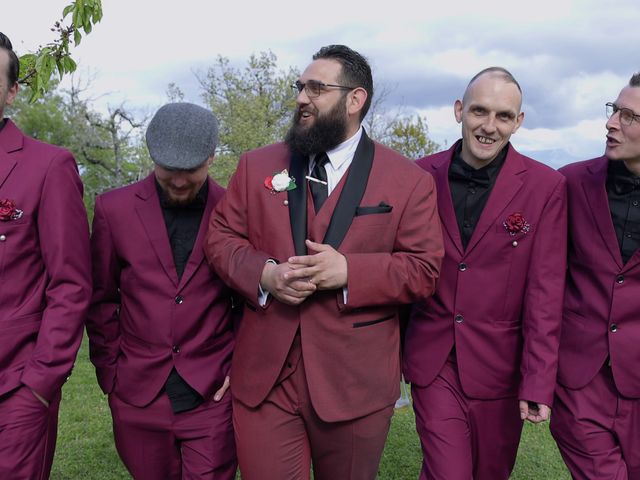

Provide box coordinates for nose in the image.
[295,87,311,106]
[606,110,621,130]
[483,114,497,133]
[171,175,188,188]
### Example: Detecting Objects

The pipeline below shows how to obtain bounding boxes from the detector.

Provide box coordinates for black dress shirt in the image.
[606,160,640,264]
[0,118,6,133]
[156,179,208,413]
[449,142,508,248]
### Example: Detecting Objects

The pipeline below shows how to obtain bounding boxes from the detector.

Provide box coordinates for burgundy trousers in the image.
[551,365,640,480]
[0,385,61,480]
[109,389,237,479]
[233,342,394,480]
[411,356,523,480]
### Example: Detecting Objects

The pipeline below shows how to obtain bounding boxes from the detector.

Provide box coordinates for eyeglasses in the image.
[606,102,640,126]
[291,80,356,98]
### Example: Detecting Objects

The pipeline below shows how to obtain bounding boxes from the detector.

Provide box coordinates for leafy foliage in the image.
[197,51,298,185]
[18,0,103,102]
[10,80,151,216]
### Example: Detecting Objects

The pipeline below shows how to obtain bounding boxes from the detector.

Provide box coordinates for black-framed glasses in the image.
[291,80,356,98]
[606,102,640,126]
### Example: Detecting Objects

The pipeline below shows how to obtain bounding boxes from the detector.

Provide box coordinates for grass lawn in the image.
[51,338,570,479]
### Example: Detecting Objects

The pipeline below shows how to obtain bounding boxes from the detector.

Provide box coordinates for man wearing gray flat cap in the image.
[87,102,238,479]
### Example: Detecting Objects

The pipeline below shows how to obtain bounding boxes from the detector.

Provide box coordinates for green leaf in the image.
[74,29,82,46]
[62,4,74,18]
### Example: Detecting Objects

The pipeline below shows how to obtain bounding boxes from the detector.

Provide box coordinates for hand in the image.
[286,240,348,290]
[519,400,550,424]
[260,261,316,305]
[213,376,230,401]
[30,388,50,408]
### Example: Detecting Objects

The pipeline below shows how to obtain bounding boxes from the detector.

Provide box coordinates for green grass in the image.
[51,339,570,479]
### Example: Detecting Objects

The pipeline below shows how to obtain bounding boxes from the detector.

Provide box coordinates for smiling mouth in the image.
[476,136,496,145]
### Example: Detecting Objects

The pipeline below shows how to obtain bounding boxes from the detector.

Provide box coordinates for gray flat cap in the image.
[146,102,219,170]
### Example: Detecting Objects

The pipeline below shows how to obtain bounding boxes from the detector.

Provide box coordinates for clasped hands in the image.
[260,240,347,305]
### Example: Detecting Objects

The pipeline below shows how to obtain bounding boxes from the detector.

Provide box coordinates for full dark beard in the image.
[285,100,349,156]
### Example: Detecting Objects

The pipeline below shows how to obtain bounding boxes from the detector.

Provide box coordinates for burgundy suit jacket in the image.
[0,119,91,401]
[87,174,235,407]
[557,156,640,398]
[404,141,567,406]
[206,132,443,422]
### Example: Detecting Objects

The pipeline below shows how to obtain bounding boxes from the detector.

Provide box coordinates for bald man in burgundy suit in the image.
[550,73,640,479]
[0,33,91,479]
[404,67,568,480]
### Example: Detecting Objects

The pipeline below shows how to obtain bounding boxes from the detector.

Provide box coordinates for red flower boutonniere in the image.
[264,169,296,194]
[0,199,23,222]
[503,212,530,236]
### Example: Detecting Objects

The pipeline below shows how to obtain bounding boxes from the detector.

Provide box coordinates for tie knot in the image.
[315,152,329,168]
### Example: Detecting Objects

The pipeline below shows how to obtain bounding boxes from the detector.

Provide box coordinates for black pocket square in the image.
[355,202,393,216]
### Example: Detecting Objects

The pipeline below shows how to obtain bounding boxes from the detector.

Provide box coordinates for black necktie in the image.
[310,152,329,212]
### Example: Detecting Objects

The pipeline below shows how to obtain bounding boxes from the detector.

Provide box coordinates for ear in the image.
[454,99,463,123]
[512,111,525,134]
[6,82,18,107]
[346,87,368,118]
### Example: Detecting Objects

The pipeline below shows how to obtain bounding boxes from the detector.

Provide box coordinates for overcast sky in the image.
[7,0,640,167]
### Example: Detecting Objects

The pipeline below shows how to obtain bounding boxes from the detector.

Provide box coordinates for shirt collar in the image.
[311,126,363,170]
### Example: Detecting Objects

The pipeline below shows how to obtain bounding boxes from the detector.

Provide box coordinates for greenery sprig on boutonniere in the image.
[264,169,296,194]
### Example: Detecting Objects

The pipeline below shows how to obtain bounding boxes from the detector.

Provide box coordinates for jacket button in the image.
[616,275,624,284]
[0,234,6,242]
[455,314,464,324]
[175,295,184,304]
[172,345,180,353]
[610,324,618,333]
[459,263,467,271]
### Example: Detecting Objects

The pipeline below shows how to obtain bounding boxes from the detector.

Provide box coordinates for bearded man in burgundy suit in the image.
[403,67,568,480]
[205,44,443,480]
[550,73,640,480]
[0,32,91,479]
[87,103,237,479]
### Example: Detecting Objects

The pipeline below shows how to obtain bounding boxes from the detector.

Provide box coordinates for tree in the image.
[10,79,151,215]
[379,115,440,159]
[18,0,103,102]
[196,51,298,185]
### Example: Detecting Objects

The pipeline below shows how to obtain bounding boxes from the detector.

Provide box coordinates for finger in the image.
[288,254,317,266]
[518,400,529,420]
[285,267,316,281]
[213,376,231,401]
[305,239,328,252]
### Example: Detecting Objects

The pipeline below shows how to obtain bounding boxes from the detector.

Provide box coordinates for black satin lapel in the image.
[323,132,375,249]
[288,152,308,256]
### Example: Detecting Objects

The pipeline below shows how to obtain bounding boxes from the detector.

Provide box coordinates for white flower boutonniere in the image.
[264,169,296,194]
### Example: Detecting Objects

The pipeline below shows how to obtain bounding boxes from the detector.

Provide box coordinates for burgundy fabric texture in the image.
[109,391,236,479]
[411,358,523,480]
[551,367,640,480]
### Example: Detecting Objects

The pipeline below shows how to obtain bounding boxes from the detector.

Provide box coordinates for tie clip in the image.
[306,175,328,185]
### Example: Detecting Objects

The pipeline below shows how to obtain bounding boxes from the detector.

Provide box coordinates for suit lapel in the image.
[0,153,17,190]
[177,177,216,289]
[288,152,309,256]
[464,145,525,255]
[0,120,23,189]
[583,157,623,268]
[135,175,179,287]
[430,148,464,256]
[323,131,375,249]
